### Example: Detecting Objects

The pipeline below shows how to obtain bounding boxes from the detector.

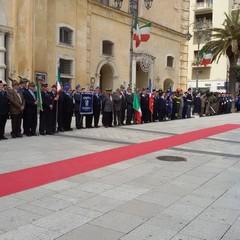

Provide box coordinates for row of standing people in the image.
[0,79,238,140]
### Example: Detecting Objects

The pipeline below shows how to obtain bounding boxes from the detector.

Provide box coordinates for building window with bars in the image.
[59,59,73,75]
[167,56,174,68]
[102,40,114,56]
[59,27,73,45]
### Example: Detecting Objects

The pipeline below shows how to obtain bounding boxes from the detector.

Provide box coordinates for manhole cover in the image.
[156,156,187,162]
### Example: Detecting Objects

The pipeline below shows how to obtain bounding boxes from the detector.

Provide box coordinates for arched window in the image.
[102,40,114,57]
[167,56,174,68]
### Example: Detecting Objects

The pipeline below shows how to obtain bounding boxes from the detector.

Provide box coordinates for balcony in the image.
[194,1,213,13]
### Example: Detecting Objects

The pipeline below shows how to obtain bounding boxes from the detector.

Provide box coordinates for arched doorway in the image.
[100,64,113,92]
[136,62,148,90]
[163,78,174,91]
[95,59,118,92]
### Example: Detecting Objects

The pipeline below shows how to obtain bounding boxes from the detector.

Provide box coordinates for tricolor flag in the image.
[201,50,212,66]
[133,16,151,48]
[133,88,142,124]
[57,66,61,92]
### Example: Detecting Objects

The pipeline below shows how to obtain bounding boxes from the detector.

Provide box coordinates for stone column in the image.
[0,32,6,82]
[132,57,136,88]
[5,32,13,84]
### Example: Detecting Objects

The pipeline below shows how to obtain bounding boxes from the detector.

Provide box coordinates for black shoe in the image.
[94,125,99,128]
[31,133,37,136]
[26,134,32,137]
[12,135,17,138]
[0,136,8,140]
[16,134,23,138]
[40,132,46,135]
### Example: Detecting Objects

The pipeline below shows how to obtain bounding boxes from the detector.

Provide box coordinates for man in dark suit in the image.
[125,87,133,125]
[57,85,65,132]
[0,82,9,140]
[7,81,25,138]
[102,88,113,127]
[63,86,74,131]
[39,83,54,135]
[120,85,127,125]
[23,82,38,136]
[19,78,29,134]
[93,87,101,128]
[140,88,150,123]
[49,85,58,133]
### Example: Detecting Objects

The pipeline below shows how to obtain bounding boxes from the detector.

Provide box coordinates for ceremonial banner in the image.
[80,93,93,115]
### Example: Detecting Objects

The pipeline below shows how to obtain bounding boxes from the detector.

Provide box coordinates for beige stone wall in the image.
[1,0,189,90]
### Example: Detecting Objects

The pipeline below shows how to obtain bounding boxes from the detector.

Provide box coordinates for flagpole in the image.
[55,94,59,133]
[129,11,134,87]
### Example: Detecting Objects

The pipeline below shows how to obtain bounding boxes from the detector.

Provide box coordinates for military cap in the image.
[12,80,19,86]
[41,83,48,87]
[95,86,100,90]
[120,85,125,89]
[29,82,36,87]
[19,78,29,84]
[76,84,81,90]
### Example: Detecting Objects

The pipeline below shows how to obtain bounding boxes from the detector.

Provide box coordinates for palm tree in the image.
[203,9,240,99]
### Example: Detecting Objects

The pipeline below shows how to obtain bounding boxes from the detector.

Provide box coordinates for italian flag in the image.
[133,16,151,48]
[57,66,61,92]
[133,88,142,124]
[201,50,212,66]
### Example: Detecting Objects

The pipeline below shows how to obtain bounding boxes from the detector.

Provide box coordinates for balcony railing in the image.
[195,1,213,11]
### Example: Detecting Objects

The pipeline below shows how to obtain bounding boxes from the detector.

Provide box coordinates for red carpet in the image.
[0,124,239,197]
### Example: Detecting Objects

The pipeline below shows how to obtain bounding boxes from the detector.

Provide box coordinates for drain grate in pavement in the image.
[156,156,187,162]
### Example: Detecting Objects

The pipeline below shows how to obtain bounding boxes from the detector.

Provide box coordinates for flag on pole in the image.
[36,80,43,111]
[147,79,152,94]
[200,50,212,66]
[133,16,151,48]
[57,66,61,92]
[133,88,142,124]
[148,79,154,113]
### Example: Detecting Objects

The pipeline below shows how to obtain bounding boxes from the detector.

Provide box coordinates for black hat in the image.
[41,83,48,87]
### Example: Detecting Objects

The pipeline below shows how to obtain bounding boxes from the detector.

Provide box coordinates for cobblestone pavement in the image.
[0,113,240,240]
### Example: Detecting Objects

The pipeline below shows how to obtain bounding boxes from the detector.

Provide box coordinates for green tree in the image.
[203,10,240,98]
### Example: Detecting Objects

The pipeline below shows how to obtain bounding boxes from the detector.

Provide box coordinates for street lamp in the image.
[114,0,153,87]
[185,20,211,92]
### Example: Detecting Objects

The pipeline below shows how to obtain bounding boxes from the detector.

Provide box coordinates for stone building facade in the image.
[0,0,189,91]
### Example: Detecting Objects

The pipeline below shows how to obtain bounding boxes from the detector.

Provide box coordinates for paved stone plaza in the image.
[0,113,240,240]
